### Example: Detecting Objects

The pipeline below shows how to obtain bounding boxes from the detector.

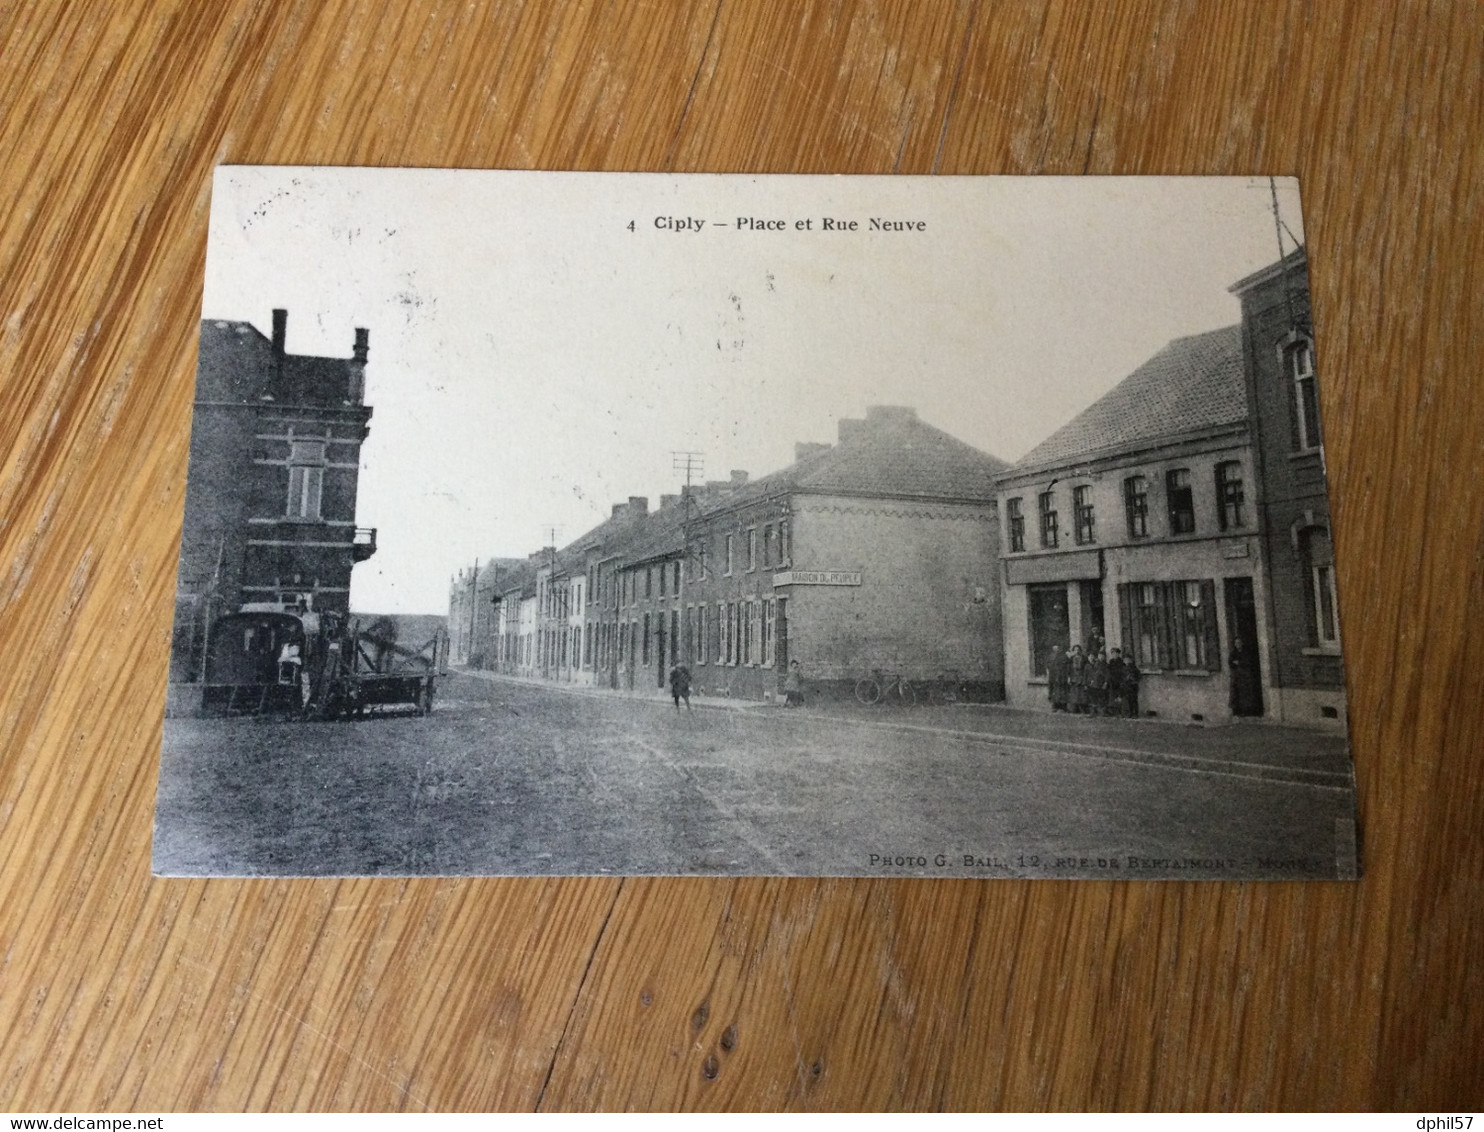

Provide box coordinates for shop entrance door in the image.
[1224,576,1264,716]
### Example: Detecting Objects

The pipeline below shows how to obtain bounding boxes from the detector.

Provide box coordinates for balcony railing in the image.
[352,526,378,561]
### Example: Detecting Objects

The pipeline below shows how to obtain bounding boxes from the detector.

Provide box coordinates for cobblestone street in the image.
[155,670,1356,879]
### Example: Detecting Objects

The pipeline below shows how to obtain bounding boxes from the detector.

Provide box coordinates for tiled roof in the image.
[533,407,1007,573]
[1011,325,1245,472]
[792,407,1008,500]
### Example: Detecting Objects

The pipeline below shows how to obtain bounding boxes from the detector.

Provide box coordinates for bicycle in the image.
[855,669,917,706]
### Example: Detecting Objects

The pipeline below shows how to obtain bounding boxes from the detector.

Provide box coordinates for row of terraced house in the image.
[450,248,1346,727]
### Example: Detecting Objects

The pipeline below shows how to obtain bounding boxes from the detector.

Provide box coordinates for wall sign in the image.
[773,570,862,587]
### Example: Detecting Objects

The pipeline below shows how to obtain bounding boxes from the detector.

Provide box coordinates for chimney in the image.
[270,308,287,397]
[612,503,626,519]
[628,496,649,516]
[730,470,748,486]
[348,327,369,403]
[660,494,679,510]
[795,441,831,461]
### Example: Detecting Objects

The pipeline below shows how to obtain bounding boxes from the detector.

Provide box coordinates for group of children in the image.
[1045,640,1141,717]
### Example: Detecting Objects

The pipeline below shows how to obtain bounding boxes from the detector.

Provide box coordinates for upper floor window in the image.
[1290,339,1322,452]
[724,534,734,575]
[672,560,681,593]
[762,525,774,567]
[1038,491,1059,549]
[746,528,757,571]
[1073,486,1095,545]
[1166,468,1195,535]
[658,563,666,597]
[645,567,653,598]
[1124,476,1149,539]
[1006,497,1025,552]
[286,440,326,520]
[1304,527,1341,649]
[1215,461,1245,530]
[777,519,790,565]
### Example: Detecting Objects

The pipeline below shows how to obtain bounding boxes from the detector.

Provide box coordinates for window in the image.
[642,614,651,664]
[1215,462,1245,530]
[724,534,734,575]
[645,567,653,599]
[742,600,754,664]
[762,525,774,567]
[1007,497,1025,552]
[1304,528,1341,648]
[658,565,666,597]
[746,529,757,571]
[1166,469,1195,534]
[1124,476,1148,539]
[1290,339,1321,451]
[778,519,790,564]
[671,610,680,667]
[724,603,735,664]
[1073,486,1095,545]
[1038,491,1059,548]
[286,440,326,519]
[715,602,725,664]
[1116,580,1220,671]
[696,605,707,665]
[763,599,775,666]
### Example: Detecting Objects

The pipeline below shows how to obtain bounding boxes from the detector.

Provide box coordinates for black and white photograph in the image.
[155,168,1358,879]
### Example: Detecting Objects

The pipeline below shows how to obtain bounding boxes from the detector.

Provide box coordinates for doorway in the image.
[1224,576,1264,716]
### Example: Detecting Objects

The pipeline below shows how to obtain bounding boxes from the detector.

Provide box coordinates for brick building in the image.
[994,326,1269,722]
[1231,248,1346,725]
[455,406,1008,701]
[170,310,376,682]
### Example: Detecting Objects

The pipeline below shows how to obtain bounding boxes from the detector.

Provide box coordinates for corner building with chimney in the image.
[170,310,376,682]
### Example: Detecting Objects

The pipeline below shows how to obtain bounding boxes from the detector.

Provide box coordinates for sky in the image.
[201,169,1304,614]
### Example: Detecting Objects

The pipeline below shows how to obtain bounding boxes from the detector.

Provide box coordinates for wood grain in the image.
[2,0,1481,1111]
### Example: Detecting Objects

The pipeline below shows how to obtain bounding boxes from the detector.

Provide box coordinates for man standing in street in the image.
[668,661,692,710]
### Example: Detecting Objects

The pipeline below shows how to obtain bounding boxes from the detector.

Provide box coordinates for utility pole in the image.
[468,558,479,665]
[541,526,561,679]
[671,451,704,665]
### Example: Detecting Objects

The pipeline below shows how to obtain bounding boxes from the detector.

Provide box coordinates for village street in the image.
[154,671,1357,879]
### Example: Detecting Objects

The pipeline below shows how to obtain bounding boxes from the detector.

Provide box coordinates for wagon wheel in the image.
[854,676,882,705]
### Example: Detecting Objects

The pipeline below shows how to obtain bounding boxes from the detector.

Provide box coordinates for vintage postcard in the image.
[155,169,1359,879]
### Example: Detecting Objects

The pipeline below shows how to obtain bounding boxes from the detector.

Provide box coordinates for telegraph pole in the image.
[542,525,562,678]
[671,451,704,665]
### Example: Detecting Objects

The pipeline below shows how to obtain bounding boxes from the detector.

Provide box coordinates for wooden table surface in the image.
[2,0,1481,1112]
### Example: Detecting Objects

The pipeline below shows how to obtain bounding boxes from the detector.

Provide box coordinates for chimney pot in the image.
[353,327,369,361]
[730,470,748,486]
[271,309,287,356]
[628,496,649,515]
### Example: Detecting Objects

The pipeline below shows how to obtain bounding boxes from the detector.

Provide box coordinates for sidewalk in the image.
[448,667,1354,779]
[453,666,772,713]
